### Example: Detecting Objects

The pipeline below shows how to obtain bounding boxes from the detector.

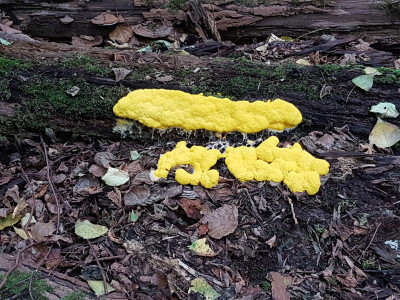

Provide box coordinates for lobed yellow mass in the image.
[154,141,222,188]
[154,137,330,195]
[113,89,302,133]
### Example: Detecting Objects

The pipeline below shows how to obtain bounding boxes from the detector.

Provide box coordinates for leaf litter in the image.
[0,116,400,299]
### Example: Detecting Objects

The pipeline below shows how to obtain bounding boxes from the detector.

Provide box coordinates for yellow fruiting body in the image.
[154,141,222,189]
[224,146,283,182]
[113,89,302,133]
[155,137,330,195]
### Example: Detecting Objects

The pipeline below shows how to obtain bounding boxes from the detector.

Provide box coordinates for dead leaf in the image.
[72,36,103,48]
[66,86,80,96]
[0,208,10,218]
[13,199,27,218]
[31,222,56,242]
[266,235,276,248]
[369,118,400,148]
[60,15,74,24]
[156,75,173,82]
[0,24,22,34]
[0,176,12,186]
[109,25,134,44]
[5,185,20,203]
[140,271,168,289]
[94,152,117,168]
[124,186,151,206]
[178,198,203,219]
[45,247,63,269]
[73,176,102,195]
[107,189,123,208]
[91,13,119,26]
[271,272,292,300]
[89,164,107,177]
[395,59,400,70]
[112,68,132,83]
[320,84,332,99]
[201,204,238,239]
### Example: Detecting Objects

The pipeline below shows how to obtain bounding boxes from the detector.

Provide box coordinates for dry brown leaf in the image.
[109,25,134,44]
[0,208,10,218]
[178,198,203,219]
[89,164,107,177]
[73,176,102,195]
[156,75,173,82]
[112,68,132,83]
[72,36,103,48]
[107,189,123,208]
[31,222,56,242]
[201,204,238,239]
[45,247,63,269]
[94,152,117,167]
[271,272,292,300]
[60,15,74,24]
[0,24,22,34]
[5,185,20,203]
[124,186,151,206]
[266,235,277,248]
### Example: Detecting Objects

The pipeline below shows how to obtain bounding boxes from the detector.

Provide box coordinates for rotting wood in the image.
[1,0,400,45]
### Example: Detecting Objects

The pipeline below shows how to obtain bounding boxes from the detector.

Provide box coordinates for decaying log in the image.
[1,0,400,45]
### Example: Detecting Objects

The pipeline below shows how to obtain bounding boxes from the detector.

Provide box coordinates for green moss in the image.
[0,56,32,75]
[0,270,53,300]
[0,78,11,101]
[317,64,353,75]
[165,0,188,11]
[60,55,110,76]
[260,281,271,291]
[376,0,400,18]
[17,76,128,130]
[60,290,87,300]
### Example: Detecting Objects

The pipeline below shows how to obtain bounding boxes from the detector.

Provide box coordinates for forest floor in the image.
[0,37,400,300]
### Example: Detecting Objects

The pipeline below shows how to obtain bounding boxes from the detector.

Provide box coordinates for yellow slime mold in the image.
[155,137,330,195]
[113,89,302,133]
[154,141,222,188]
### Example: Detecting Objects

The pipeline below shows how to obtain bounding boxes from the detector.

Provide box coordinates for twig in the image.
[40,135,61,235]
[287,197,298,225]
[346,85,356,103]
[88,240,108,294]
[359,223,381,261]
[178,259,224,287]
[19,164,35,240]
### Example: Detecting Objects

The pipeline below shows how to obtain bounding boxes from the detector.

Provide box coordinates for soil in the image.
[0,40,400,300]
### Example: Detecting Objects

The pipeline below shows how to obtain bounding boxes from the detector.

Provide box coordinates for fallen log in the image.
[1,0,400,47]
[1,42,399,142]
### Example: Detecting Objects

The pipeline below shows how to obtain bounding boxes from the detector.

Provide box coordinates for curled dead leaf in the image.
[109,25,134,44]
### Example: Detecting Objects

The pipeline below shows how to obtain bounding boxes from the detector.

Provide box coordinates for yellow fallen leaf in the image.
[14,226,30,240]
[188,278,220,300]
[0,214,22,230]
[87,280,115,296]
[369,118,400,148]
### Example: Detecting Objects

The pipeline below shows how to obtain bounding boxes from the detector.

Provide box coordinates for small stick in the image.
[88,240,108,294]
[359,223,381,261]
[40,136,61,235]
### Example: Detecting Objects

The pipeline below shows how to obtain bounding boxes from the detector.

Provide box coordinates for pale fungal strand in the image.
[113,89,302,133]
